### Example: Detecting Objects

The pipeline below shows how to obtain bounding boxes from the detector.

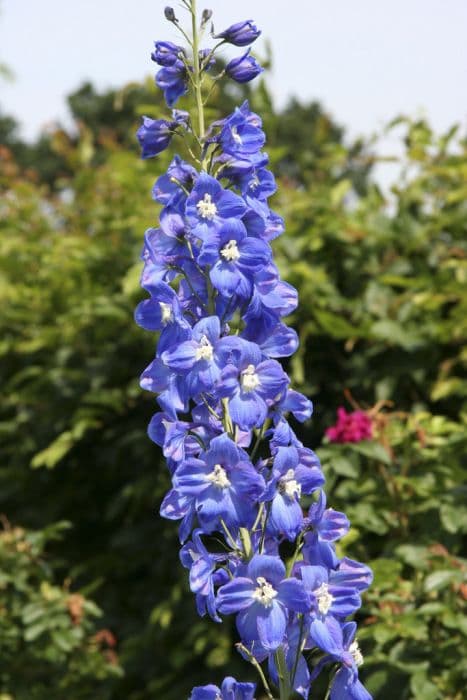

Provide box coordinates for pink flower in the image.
[325,406,373,444]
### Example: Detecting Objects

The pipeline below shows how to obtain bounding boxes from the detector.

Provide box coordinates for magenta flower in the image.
[325,407,373,444]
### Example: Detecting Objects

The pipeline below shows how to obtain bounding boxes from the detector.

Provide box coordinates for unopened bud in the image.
[202,9,213,24]
[164,6,177,22]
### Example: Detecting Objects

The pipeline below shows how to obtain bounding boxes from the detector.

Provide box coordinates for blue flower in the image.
[160,487,194,543]
[242,316,298,358]
[136,117,177,158]
[185,173,247,241]
[151,40,184,66]
[198,219,271,299]
[330,557,373,593]
[308,619,372,700]
[219,340,289,430]
[218,102,265,157]
[262,446,324,540]
[137,13,373,694]
[180,529,229,621]
[172,434,265,533]
[162,316,233,395]
[297,564,361,621]
[147,412,210,465]
[216,554,309,649]
[156,58,188,107]
[267,624,311,699]
[253,199,286,239]
[190,676,256,700]
[331,666,372,700]
[237,168,276,200]
[139,206,194,285]
[226,50,263,83]
[152,155,197,205]
[302,491,350,568]
[215,20,261,47]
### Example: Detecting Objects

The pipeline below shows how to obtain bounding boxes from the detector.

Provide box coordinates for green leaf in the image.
[440,502,467,534]
[24,621,48,642]
[410,671,440,700]
[348,440,392,465]
[313,308,360,338]
[371,319,423,349]
[423,570,457,593]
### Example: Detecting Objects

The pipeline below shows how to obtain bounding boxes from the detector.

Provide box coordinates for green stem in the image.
[236,644,275,700]
[275,646,291,700]
[189,0,206,166]
[259,502,272,553]
[290,615,305,687]
[250,418,271,461]
[324,667,338,700]
[251,502,264,534]
[220,518,238,551]
[286,534,303,577]
[239,527,252,560]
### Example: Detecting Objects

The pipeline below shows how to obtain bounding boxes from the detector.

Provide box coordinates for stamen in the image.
[159,301,173,324]
[252,576,278,607]
[241,364,260,392]
[206,464,231,489]
[189,548,201,562]
[231,126,243,144]
[278,468,301,499]
[195,335,214,361]
[196,192,218,220]
[249,175,260,190]
[314,582,334,615]
[220,239,241,262]
[349,640,364,667]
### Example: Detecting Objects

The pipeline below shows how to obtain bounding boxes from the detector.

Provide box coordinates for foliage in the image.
[1,73,466,699]
[0,520,121,698]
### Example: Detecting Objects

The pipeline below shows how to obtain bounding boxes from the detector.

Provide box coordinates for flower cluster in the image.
[325,407,373,444]
[135,4,373,698]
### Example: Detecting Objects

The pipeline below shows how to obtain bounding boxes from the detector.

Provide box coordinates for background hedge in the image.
[1,75,466,699]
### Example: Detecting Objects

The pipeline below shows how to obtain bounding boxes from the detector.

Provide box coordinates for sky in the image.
[1,0,467,145]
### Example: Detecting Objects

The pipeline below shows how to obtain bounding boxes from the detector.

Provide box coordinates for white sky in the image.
[1,0,466,143]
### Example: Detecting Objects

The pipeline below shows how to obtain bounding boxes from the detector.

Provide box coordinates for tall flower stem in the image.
[189,0,206,162]
[275,646,291,700]
[236,644,275,700]
[137,7,374,698]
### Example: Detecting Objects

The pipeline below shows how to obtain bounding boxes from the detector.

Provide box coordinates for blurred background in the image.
[0,1,466,698]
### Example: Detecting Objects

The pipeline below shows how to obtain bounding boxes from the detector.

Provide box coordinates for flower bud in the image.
[225,50,263,84]
[202,9,213,24]
[136,117,177,158]
[215,20,261,47]
[164,6,177,22]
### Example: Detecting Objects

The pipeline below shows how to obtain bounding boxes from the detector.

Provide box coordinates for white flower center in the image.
[278,468,301,500]
[206,463,231,489]
[314,582,334,615]
[349,640,364,667]
[189,548,201,562]
[252,576,278,607]
[249,175,260,190]
[220,239,241,262]
[241,364,260,392]
[196,192,218,220]
[159,301,173,324]
[195,335,214,362]
[231,126,243,144]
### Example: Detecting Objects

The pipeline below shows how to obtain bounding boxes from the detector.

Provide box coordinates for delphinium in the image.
[135,2,373,698]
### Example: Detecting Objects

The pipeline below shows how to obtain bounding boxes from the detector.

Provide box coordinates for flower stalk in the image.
[135,2,373,698]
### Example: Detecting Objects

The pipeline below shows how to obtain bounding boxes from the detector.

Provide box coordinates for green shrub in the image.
[1,82,465,698]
